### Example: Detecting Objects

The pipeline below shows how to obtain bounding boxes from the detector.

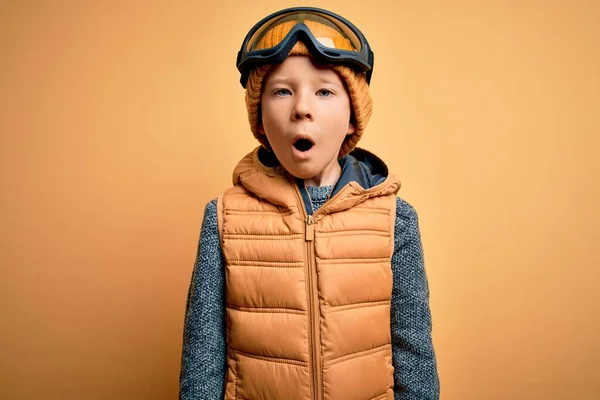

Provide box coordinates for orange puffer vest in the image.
[218,148,401,400]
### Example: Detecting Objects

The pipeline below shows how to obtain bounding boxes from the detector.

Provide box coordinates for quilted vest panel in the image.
[220,149,399,400]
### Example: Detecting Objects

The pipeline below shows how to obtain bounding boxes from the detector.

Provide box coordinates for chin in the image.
[284,164,321,180]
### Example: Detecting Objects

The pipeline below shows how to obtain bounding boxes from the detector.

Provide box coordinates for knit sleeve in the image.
[179,199,227,400]
[391,198,440,399]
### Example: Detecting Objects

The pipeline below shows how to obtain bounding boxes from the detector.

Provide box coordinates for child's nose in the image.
[292,93,313,121]
[293,110,312,121]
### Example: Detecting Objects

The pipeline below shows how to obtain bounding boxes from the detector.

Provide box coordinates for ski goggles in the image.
[236,7,374,88]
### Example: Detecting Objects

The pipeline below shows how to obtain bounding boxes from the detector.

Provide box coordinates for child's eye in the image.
[274,88,291,96]
[317,89,333,97]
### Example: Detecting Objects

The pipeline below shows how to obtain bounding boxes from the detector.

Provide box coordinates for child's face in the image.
[259,56,355,184]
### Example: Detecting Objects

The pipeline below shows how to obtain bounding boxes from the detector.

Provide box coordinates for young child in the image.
[180,7,439,400]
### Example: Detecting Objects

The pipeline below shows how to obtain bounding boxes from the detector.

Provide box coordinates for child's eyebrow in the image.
[314,75,341,85]
[265,78,292,87]
[265,76,341,87]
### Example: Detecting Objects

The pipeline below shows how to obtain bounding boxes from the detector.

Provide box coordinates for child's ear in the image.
[346,121,356,136]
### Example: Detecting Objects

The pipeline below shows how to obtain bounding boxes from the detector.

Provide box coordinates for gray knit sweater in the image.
[179,182,439,399]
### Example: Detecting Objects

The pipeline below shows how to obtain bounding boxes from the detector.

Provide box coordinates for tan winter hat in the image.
[244,19,373,157]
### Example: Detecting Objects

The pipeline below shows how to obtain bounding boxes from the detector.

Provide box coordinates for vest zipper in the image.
[296,183,352,400]
[305,214,321,400]
[306,215,315,241]
[293,182,321,400]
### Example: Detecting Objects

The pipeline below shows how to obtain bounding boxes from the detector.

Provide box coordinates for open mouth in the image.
[293,137,315,152]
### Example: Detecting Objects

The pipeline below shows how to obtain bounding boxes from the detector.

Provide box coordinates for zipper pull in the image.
[305,215,314,241]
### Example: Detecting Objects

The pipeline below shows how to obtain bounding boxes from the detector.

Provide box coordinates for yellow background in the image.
[1,0,599,399]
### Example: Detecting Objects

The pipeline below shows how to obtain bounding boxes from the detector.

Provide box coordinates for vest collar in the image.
[232,146,401,215]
